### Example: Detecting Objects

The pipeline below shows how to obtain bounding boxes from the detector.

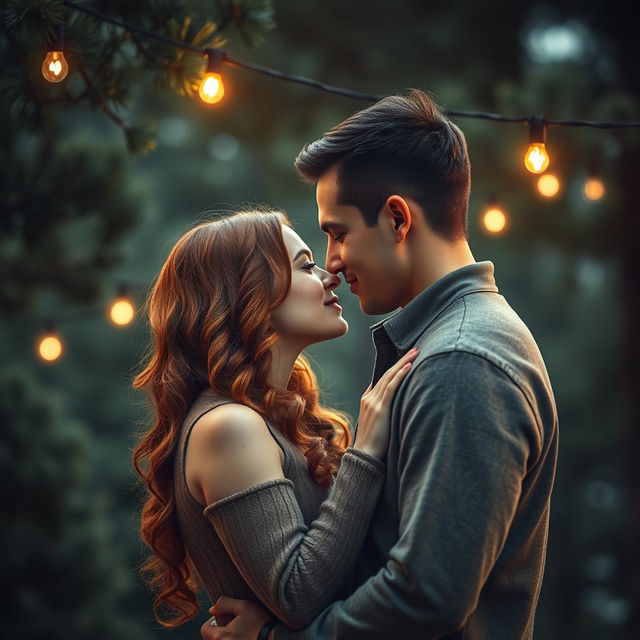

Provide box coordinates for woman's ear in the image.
[384,195,412,243]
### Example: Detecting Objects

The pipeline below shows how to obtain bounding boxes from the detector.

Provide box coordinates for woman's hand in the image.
[200,596,276,640]
[353,348,419,460]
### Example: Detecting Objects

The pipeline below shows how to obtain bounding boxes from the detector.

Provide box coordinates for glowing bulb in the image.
[524,116,550,174]
[483,207,507,234]
[42,50,69,82]
[199,73,225,104]
[42,25,68,83]
[584,177,605,201]
[524,143,550,174]
[109,298,135,326]
[537,173,561,198]
[199,49,226,105]
[38,333,63,362]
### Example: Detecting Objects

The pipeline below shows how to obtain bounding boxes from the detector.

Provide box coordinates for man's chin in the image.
[358,297,379,316]
[359,295,396,316]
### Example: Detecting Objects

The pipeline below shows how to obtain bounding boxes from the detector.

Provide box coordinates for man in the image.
[202,89,558,639]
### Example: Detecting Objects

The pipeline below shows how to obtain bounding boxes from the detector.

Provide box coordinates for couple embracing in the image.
[133,89,558,640]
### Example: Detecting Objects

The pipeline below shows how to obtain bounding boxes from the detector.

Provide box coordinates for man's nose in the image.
[325,246,343,276]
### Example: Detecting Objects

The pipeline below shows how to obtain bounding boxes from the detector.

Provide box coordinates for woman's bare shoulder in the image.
[186,402,285,505]
[193,402,273,446]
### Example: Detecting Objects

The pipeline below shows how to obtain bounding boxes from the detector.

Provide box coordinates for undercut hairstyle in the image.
[294,89,471,241]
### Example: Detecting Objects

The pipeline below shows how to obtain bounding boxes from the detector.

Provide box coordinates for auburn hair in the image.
[132,209,352,627]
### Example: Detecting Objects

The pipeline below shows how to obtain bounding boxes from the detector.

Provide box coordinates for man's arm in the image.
[275,351,540,639]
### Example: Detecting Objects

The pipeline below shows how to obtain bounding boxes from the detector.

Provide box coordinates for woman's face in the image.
[270,225,348,347]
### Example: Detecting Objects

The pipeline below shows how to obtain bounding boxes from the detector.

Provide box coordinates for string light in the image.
[37,320,63,362]
[109,284,136,326]
[23,0,640,367]
[537,173,561,198]
[584,177,605,201]
[583,161,606,202]
[41,24,69,83]
[482,196,508,235]
[199,49,226,105]
[53,1,640,132]
[524,116,550,174]
[30,285,145,364]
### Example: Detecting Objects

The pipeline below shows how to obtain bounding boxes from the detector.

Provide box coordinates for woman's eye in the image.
[302,262,317,271]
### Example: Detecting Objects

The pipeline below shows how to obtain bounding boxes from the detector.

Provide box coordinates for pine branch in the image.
[74,56,126,129]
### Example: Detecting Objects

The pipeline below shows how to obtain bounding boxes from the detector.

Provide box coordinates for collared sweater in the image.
[275,261,559,640]
[172,388,386,630]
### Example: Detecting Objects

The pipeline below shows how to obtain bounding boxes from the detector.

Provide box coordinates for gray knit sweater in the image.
[173,389,386,629]
[275,261,558,640]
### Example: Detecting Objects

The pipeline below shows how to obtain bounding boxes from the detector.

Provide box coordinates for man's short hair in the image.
[294,89,471,241]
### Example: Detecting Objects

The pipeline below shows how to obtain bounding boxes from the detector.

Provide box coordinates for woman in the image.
[132,209,417,636]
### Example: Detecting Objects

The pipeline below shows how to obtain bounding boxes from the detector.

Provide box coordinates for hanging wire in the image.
[60,1,640,126]
[30,1,637,341]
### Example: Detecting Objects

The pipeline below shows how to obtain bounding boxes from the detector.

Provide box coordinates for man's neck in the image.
[406,241,476,306]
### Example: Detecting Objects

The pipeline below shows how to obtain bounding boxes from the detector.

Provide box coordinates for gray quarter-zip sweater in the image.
[276,260,559,640]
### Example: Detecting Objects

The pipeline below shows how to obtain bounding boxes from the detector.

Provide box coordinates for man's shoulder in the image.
[408,289,555,415]
[415,291,540,373]
[402,293,556,441]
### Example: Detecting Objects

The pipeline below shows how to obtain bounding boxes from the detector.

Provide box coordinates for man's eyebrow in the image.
[319,221,344,234]
[292,248,313,263]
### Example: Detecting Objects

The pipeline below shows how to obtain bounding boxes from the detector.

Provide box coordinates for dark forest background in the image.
[1,1,639,638]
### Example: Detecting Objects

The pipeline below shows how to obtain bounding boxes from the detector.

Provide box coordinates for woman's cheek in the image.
[296,275,322,304]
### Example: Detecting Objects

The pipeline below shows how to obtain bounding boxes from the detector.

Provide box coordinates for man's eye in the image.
[334,233,345,242]
[302,262,316,271]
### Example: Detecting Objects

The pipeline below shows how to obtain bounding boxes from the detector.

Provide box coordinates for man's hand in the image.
[200,596,277,640]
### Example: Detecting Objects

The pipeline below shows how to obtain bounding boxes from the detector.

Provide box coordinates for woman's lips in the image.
[324,295,342,310]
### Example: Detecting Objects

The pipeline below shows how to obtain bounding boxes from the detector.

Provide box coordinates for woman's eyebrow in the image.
[292,248,313,263]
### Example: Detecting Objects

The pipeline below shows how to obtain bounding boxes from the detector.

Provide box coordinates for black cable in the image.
[62,0,204,54]
[224,58,382,101]
[61,0,640,127]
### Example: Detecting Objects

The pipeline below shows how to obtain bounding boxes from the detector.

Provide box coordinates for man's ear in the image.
[384,195,412,242]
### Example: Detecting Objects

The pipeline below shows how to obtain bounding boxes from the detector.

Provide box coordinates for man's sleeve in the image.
[275,351,541,640]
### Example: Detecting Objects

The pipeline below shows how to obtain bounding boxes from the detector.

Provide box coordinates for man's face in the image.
[316,167,404,315]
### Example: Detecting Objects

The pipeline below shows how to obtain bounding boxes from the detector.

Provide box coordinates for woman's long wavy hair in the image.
[132,209,352,627]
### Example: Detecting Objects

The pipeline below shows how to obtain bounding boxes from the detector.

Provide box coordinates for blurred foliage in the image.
[0,367,150,639]
[1,0,639,638]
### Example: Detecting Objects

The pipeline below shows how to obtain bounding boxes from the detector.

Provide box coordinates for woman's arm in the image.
[187,403,385,630]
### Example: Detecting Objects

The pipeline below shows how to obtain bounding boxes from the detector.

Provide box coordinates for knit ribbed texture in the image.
[204,448,384,629]
[173,389,385,630]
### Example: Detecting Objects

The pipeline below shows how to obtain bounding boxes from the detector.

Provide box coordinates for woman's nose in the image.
[323,271,341,290]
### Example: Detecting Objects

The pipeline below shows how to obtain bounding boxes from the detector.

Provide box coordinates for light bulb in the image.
[42,24,68,83]
[109,298,135,326]
[42,50,69,82]
[199,49,226,105]
[37,325,63,362]
[524,116,550,174]
[583,177,605,201]
[199,72,225,104]
[537,173,561,198]
[483,206,507,234]
[524,143,550,174]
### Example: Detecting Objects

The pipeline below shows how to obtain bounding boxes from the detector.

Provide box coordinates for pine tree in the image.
[0,367,151,639]
[0,3,275,637]
[0,0,275,312]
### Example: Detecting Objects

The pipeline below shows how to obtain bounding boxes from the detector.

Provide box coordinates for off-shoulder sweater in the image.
[173,388,385,629]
